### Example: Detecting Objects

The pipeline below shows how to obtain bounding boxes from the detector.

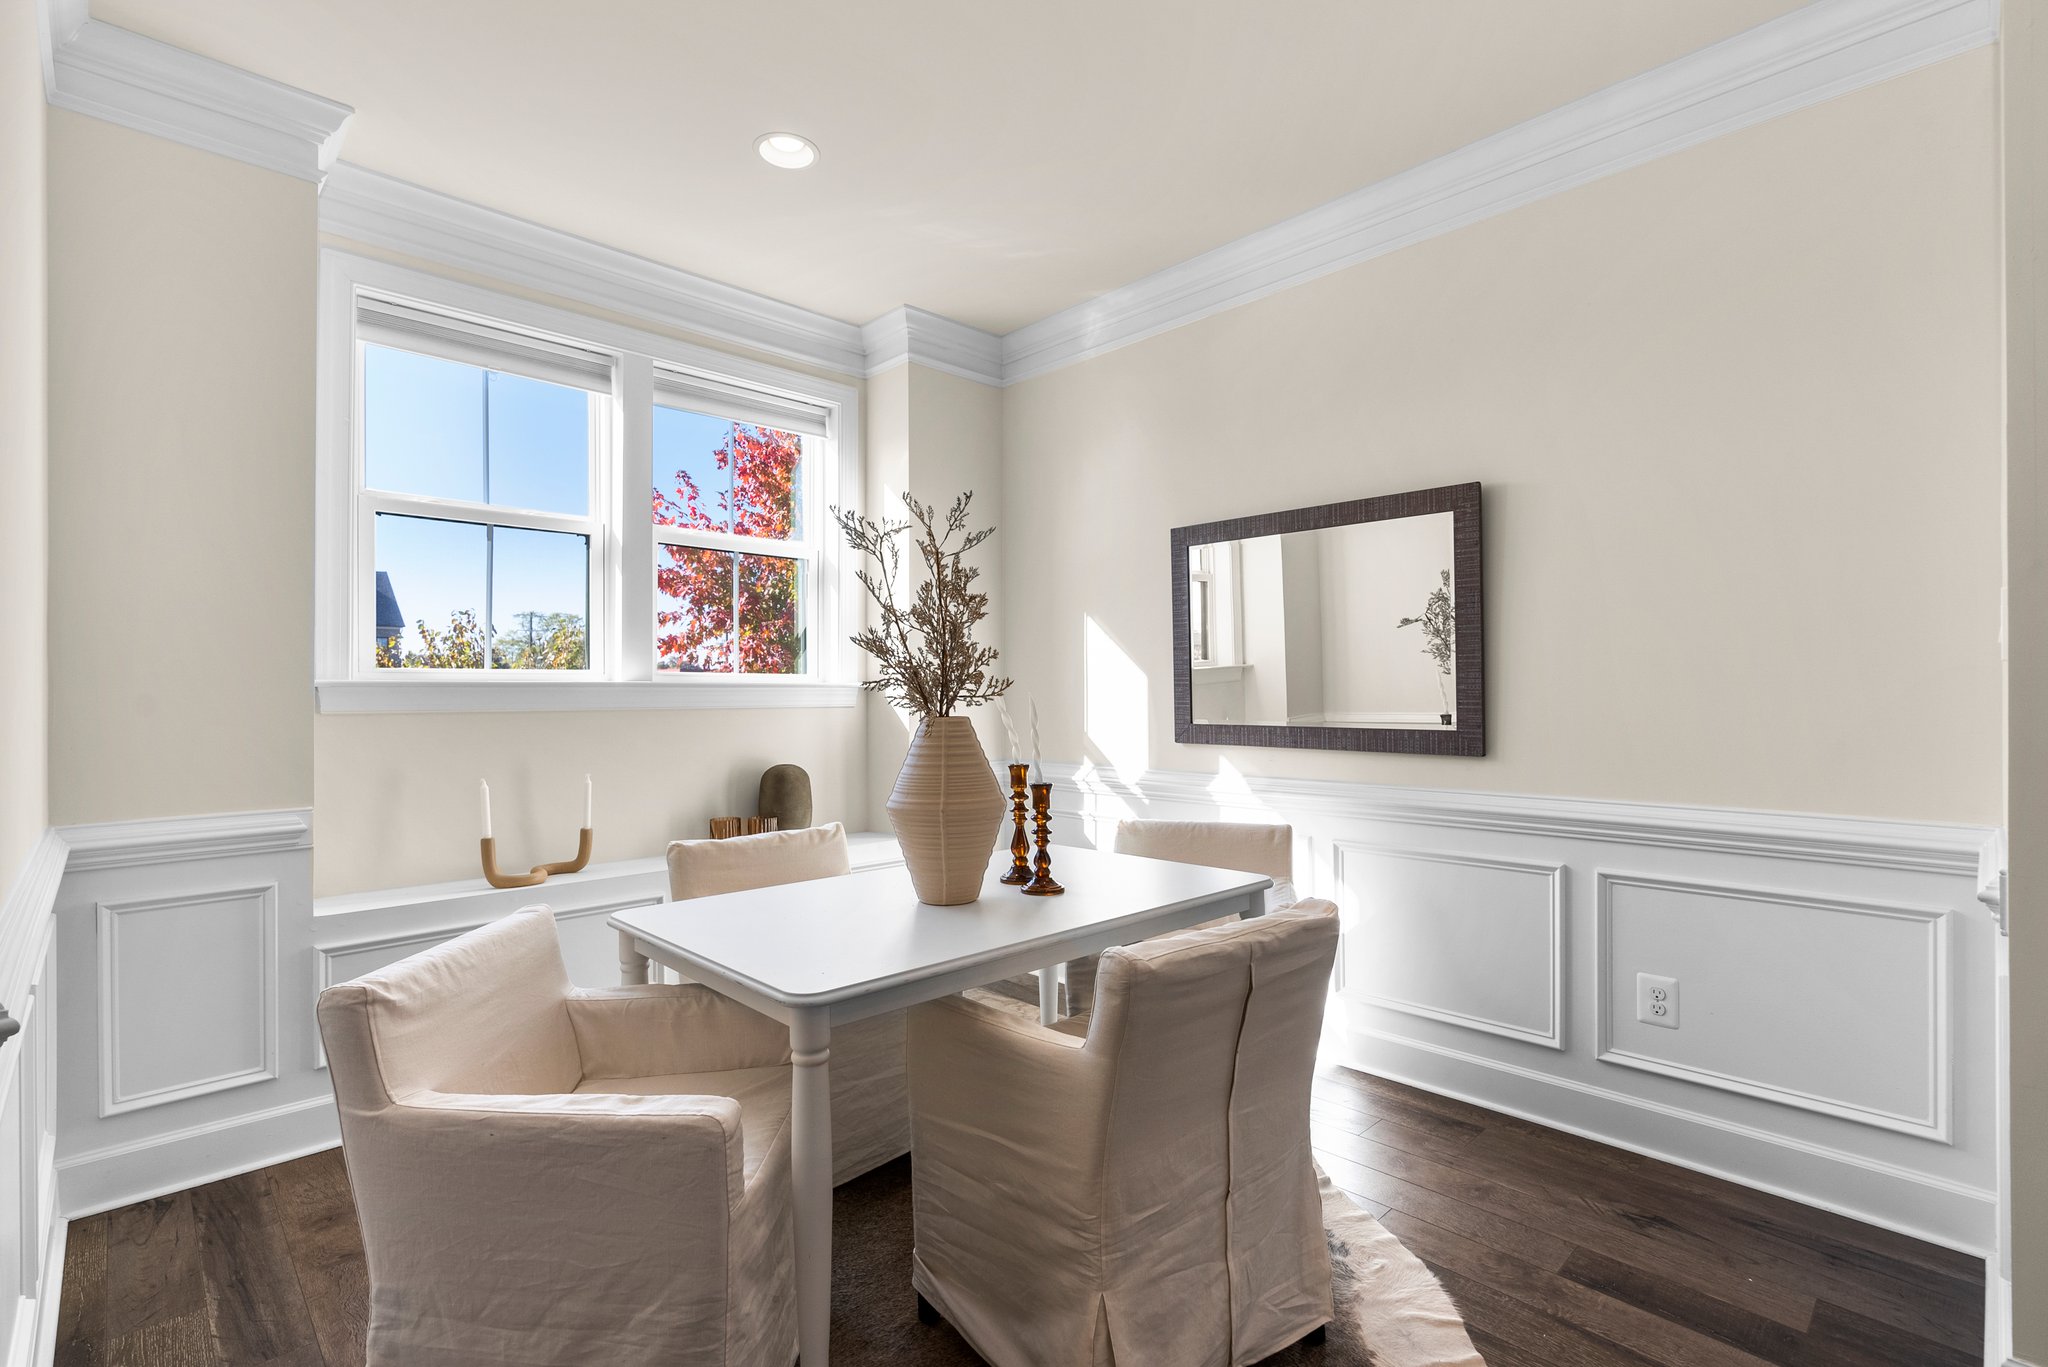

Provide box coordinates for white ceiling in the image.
[98,0,1811,333]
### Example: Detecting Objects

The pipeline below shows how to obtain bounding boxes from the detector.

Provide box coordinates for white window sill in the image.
[315,678,861,714]
[1191,663,1245,681]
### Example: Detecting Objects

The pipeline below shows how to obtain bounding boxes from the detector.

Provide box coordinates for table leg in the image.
[791,1008,833,1366]
[1037,964,1062,1025]
[617,929,650,986]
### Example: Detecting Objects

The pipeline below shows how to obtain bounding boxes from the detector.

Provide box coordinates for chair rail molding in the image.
[1043,760,2001,1253]
[1042,761,1993,875]
[319,163,872,377]
[58,808,313,872]
[45,18,352,183]
[997,0,1999,383]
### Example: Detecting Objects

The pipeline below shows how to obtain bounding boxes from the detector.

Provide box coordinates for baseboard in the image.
[57,1094,339,1219]
[19,1215,63,1367]
[1333,1026,1996,1255]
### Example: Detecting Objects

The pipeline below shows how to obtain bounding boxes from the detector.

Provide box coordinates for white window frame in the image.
[315,249,861,713]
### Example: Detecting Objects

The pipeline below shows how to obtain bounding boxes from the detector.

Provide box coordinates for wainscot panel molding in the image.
[1596,872,1950,1140]
[1043,761,2001,1253]
[45,18,352,183]
[1331,843,1564,1049]
[859,306,1006,385]
[0,832,68,1364]
[998,0,1999,383]
[97,884,279,1117]
[52,810,320,1217]
[319,163,872,377]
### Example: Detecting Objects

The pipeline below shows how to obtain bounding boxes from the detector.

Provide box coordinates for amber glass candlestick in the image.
[1001,763,1032,885]
[1022,782,1065,896]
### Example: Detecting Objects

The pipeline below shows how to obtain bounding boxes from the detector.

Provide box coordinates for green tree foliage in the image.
[374,607,586,670]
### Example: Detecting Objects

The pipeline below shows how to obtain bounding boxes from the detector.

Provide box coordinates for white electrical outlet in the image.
[1636,973,1680,1029]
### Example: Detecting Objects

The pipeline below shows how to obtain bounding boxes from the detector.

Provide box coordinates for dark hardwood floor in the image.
[54,1065,1984,1367]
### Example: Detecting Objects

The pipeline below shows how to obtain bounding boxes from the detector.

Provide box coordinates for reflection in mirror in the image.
[1187,512,1455,730]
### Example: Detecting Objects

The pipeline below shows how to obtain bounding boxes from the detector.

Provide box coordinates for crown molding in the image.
[999,0,1999,384]
[33,0,1999,383]
[860,306,1006,385]
[35,0,88,96]
[47,18,352,183]
[319,163,871,377]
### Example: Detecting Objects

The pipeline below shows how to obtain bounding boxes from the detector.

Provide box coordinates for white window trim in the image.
[315,249,861,713]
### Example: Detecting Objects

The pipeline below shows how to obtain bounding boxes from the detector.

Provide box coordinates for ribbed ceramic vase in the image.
[886,715,1006,905]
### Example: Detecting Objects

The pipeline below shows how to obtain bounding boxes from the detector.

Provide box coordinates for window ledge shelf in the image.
[316,678,861,714]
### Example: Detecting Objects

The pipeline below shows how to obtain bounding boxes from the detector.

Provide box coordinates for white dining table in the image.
[609,843,1270,1367]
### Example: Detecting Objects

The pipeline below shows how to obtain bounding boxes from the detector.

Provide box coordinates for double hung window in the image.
[317,253,857,711]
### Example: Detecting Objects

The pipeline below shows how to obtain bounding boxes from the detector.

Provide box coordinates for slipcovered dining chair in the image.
[317,907,796,1367]
[908,901,1341,1367]
[667,822,910,1182]
[1056,819,1300,1017]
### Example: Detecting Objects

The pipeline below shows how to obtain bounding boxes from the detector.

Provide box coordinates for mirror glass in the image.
[1186,511,1456,729]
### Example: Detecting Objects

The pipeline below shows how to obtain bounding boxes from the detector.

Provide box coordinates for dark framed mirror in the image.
[1171,481,1483,756]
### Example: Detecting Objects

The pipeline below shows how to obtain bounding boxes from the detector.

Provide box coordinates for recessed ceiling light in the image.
[756,132,819,170]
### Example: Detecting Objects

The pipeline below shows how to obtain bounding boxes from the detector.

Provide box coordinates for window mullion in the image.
[618,354,656,684]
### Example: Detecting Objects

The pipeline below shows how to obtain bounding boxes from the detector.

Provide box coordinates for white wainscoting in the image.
[1044,761,2001,1255]
[0,832,65,1367]
[54,811,321,1218]
[53,816,903,1218]
[1331,843,1563,1049]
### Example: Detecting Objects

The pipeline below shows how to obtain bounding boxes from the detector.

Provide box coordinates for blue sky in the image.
[366,345,591,657]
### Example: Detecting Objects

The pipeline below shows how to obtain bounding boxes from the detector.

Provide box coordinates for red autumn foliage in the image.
[652,423,802,673]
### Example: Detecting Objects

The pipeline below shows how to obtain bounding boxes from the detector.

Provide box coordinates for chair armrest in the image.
[1284,896,1338,916]
[566,984,791,1080]
[909,994,1110,1260]
[399,1088,750,1208]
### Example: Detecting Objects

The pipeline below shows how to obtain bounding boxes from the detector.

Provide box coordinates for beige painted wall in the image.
[46,111,316,826]
[861,362,1007,824]
[2004,0,2048,1355]
[40,116,875,894]
[1002,52,2004,825]
[0,0,47,881]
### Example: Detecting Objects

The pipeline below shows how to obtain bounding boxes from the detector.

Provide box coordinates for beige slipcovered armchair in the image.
[318,907,796,1367]
[909,902,1341,1367]
[667,821,911,1183]
[1114,819,1299,909]
[1058,819,1303,1017]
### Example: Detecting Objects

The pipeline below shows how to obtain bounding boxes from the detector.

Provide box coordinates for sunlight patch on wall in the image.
[1084,616,1149,783]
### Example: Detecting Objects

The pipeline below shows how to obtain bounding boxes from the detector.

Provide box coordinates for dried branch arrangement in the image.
[834,491,1013,718]
[1397,568,1457,712]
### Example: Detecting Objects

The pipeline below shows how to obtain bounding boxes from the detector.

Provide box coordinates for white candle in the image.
[1029,697,1042,785]
[480,779,493,840]
[583,774,593,829]
[1000,698,1020,763]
